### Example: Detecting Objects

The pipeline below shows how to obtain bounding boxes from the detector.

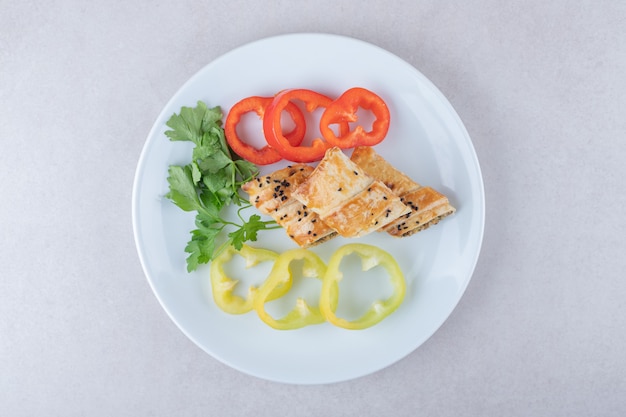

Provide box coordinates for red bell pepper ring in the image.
[263,89,350,163]
[319,87,390,149]
[225,96,306,165]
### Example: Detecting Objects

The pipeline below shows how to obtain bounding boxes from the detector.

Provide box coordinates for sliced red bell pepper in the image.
[320,243,405,330]
[319,87,390,149]
[263,89,349,163]
[225,96,306,165]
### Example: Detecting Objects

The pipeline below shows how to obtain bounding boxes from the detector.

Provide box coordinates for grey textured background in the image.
[2,1,625,415]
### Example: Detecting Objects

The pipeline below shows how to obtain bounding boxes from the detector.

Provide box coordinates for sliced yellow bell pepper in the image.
[253,248,337,330]
[320,243,406,330]
[209,244,287,315]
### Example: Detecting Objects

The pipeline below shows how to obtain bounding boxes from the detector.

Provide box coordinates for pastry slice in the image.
[291,147,373,213]
[350,146,455,237]
[273,200,336,247]
[243,164,313,214]
[242,164,336,247]
[383,187,456,236]
[291,147,409,238]
[320,180,409,237]
[350,145,421,196]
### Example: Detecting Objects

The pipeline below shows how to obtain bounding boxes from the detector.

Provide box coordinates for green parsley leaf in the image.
[234,159,259,183]
[164,101,278,272]
[184,226,221,272]
[165,101,208,144]
[190,162,202,185]
[228,214,268,250]
[201,105,223,132]
[202,172,230,195]
[197,150,233,174]
[165,165,202,212]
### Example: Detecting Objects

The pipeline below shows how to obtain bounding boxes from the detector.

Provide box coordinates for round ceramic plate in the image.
[132,33,484,384]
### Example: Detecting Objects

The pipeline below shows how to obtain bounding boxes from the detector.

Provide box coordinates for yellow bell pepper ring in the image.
[253,248,338,330]
[320,243,406,330]
[209,244,286,315]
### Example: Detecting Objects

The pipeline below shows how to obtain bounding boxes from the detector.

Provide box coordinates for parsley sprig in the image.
[164,101,279,272]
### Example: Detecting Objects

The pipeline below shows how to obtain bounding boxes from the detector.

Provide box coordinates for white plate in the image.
[132,33,484,384]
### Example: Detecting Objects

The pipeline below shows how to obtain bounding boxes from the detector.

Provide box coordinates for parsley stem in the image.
[212,238,233,261]
[235,205,251,223]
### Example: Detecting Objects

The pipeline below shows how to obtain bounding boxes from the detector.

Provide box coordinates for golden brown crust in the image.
[350,146,421,196]
[291,148,374,216]
[320,180,410,237]
[242,164,313,215]
[291,147,410,238]
[383,187,456,236]
[244,147,455,245]
[399,210,455,237]
[274,201,337,247]
[350,147,456,238]
[400,186,448,213]
[242,164,336,247]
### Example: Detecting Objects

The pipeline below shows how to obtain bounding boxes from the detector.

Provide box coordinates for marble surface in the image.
[2,1,625,415]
